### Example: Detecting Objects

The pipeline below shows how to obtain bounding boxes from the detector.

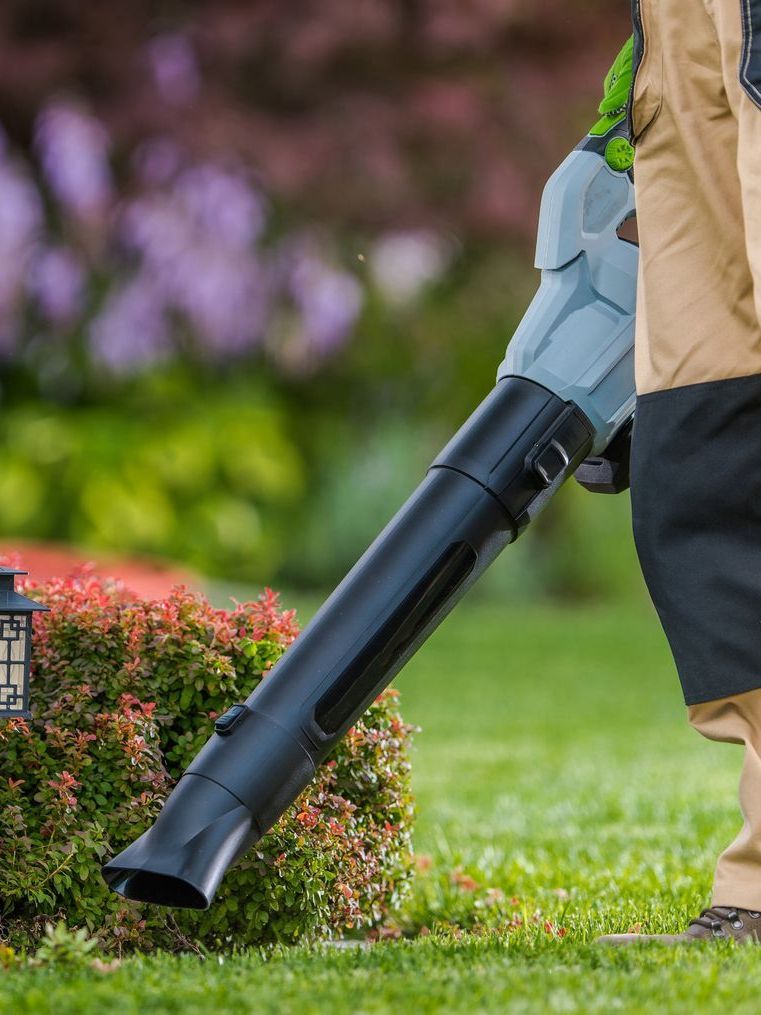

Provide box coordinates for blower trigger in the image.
[574,419,633,495]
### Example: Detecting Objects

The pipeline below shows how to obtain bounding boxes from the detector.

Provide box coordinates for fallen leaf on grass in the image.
[450,868,479,892]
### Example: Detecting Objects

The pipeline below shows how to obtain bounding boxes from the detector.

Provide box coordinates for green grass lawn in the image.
[4,594,761,1013]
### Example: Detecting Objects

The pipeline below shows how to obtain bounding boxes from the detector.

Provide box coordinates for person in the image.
[593,2,761,946]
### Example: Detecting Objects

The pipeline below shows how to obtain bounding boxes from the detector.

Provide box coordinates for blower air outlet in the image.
[314,541,477,735]
[108,871,208,910]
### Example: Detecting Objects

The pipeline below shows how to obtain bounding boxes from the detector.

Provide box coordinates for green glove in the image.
[589,36,634,137]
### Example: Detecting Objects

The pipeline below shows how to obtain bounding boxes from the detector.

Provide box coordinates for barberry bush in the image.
[0,570,415,952]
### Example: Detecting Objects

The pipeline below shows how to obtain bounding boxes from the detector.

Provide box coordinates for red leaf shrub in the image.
[0,569,415,951]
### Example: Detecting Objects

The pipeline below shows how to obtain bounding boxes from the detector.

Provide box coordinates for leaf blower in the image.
[102,128,638,909]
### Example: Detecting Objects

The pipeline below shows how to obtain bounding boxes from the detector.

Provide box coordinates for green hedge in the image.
[0,390,304,581]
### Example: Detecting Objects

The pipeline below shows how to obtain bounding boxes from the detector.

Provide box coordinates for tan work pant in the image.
[631,0,761,909]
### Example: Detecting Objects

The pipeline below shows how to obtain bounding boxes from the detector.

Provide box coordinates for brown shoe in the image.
[596,907,761,945]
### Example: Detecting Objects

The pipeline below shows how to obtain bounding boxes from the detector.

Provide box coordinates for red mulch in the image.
[0,541,198,600]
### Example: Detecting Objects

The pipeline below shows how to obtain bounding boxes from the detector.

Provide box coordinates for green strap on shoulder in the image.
[589,36,634,137]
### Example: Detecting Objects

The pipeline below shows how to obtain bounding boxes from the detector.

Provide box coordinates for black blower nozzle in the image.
[102,377,593,909]
[104,775,253,908]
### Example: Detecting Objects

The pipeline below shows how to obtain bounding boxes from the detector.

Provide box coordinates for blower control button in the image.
[214,703,248,736]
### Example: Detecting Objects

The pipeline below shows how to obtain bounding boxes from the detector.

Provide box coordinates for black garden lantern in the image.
[0,568,49,719]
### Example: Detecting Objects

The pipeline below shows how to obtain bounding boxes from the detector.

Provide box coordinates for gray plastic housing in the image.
[498,146,637,454]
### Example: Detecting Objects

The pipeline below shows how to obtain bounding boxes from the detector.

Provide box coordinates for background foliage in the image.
[0,0,635,591]
[0,573,415,951]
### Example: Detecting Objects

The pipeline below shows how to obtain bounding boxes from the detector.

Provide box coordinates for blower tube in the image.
[102,376,593,909]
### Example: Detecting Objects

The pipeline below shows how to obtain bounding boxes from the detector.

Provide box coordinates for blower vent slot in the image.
[315,541,476,735]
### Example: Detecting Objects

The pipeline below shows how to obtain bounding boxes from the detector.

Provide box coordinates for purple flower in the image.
[119,162,271,355]
[175,165,267,250]
[174,247,270,354]
[0,164,43,251]
[121,165,266,264]
[89,275,168,372]
[287,243,363,354]
[132,138,182,187]
[120,192,191,268]
[27,247,85,325]
[34,100,113,221]
[0,156,44,350]
[147,34,201,107]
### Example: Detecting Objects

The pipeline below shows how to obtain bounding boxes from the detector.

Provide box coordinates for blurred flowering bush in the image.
[0,102,362,379]
[0,1,636,591]
[0,1,628,241]
[0,0,628,379]
[0,572,415,951]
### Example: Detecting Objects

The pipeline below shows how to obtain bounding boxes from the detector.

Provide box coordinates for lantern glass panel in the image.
[0,613,30,716]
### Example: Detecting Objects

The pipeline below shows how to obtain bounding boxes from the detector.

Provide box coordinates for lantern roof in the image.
[0,567,50,613]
